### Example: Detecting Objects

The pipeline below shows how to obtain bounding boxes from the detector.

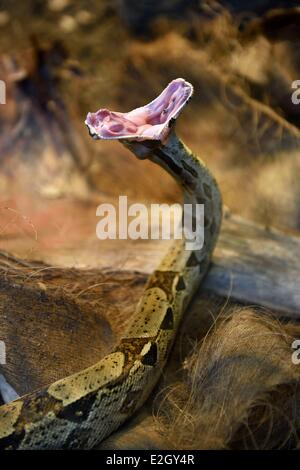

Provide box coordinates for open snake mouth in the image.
[85,78,193,142]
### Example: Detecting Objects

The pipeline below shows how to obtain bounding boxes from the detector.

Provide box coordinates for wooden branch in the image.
[102,212,300,317]
[203,213,300,317]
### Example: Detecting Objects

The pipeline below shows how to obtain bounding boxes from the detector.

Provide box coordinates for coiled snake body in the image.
[0,79,222,449]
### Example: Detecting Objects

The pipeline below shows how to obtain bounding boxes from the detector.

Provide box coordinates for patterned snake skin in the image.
[0,79,222,449]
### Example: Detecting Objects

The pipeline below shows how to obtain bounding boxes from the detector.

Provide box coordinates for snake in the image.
[0,78,222,449]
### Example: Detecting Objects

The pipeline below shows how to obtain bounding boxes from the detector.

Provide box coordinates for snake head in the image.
[85,78,193,149]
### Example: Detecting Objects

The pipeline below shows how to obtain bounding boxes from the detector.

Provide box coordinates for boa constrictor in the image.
[0,79,222,449]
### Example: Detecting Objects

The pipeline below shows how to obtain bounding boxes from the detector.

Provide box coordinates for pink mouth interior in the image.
[85,78,193,141]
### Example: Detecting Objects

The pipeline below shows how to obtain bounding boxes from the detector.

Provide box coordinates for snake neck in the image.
[123,131,222,333]
[125,130,222,276]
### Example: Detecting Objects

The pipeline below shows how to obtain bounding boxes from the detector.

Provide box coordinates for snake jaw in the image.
[85,78,193,143]
[121,137,169,160]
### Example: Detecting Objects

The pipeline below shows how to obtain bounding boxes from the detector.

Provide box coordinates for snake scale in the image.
[0,79,222,449]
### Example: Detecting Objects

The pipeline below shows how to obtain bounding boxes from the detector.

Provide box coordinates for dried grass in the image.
[156,308,300,449]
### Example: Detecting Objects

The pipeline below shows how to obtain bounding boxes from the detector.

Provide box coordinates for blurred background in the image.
[1,1,300,264]
[1,1,300,450]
